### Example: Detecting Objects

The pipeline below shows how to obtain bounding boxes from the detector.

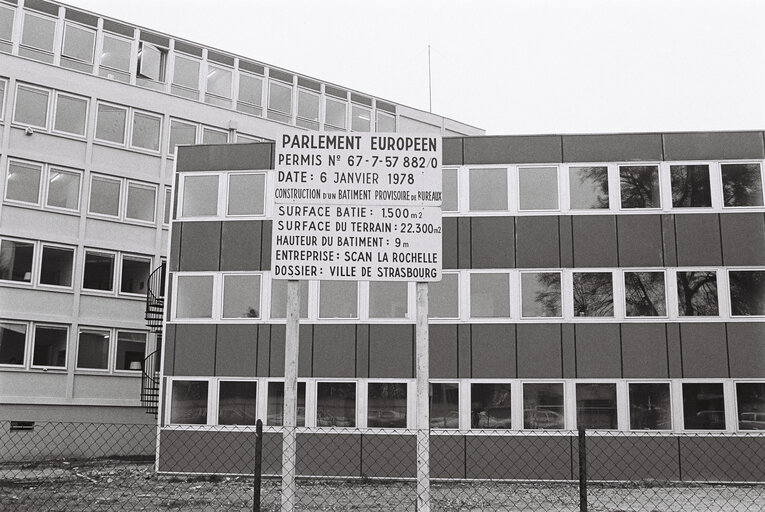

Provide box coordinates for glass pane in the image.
[169,120,197,154]
[125,183,156,222]
[14,86,49,127]
[164,188,172,224]
[351,105,371,132]
[721,163,764,207]
[319,281,357,318]
[170,381,208,424]
[729,270,765,316]
[0,81,5,115]
[267,382,305,426]
[173,56,200,89]
[577,383,617,429]
[175,275,213,318]
[368,383,407,428]
[430,383,459,429]
[83,252,114,291]
[620,165,660,208]
[115,331,146,371]
[138,43,162,81]
[131,112,161,151]
[21,13,55,51]
[202,127,227,144]
[442,169,458,212]
[89,176,120,216]
[270,280,308,318]
[325,98,347,129]
[47,170,80,210]
[0,240,33,282]
[222,274,261,318]
[376,111,395,132]
[77,330,109,369]
[471,383,512,429]
[519,167,558,210]
[207,66,232,98]
[6,161,42,204]
[95,104,126,144]
[369,281,408,318]
[53,94,87,136]
[317,382,356,427]
[428,273,458,318]
[62,23,95,62]
[683,383,725,430]
[470,273,510,318]
[101,35,131,71]
[670,165,711,207]
[228,174,265,215]
[569,166,609,209]
[737,383,765,430]
[182,175,218,217]
[624,271,666,316]
[523,383,564,429]
[676,271,718,316]
[0,6,13,42]
[239,74,263,105]
[219,381,257,425]
[297,90,319,121]
[469,168,507,211]
[33,326,68,367]
[269,81,291,114]
[40,246,74,287]
[573,272,613,317]
[521,272,561,317]
[120,256,151,294]
[0,322,26,366]
[629,383,671,430]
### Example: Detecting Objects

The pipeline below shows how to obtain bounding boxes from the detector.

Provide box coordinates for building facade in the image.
[0,0,480,432]
[160,133,765,480]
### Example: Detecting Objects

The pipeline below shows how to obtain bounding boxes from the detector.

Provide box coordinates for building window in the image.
[428,272,459,318]
[32,325,68,368]
[125,182,157,222]
[77,329,110,370]
[470,272,510,318]
[267,382,306,426]
[96,103,161,152]
[100,33,132,82]
[576,383,617,430]
[319,281,358,318]
[168,119,197,155]
[237,72,263,116]
[180,175,219,217]
[316,382,356,427]
[14,84,49,128]
[0,322,26,366]
[39,245,74,287]
[0,239,33,283]
[624,271,666,317]
[172,55,200,95]
[619,165,660,209]
[0,79,6,119]
[61,22,95,71]
[442,168,458,212]
[115,331,146,371]
[376,111,395,132]
[218,381,257,426]
[131,111,162,151]
[88,175,121,217]
[569,166,609,209]
[89,174,157,224]
[268,80,292,123]
[523,383,564,429]
[120,255,151,295]
[629,383,671,430]
[683,383,725,430]
[430,382,459,429]
[222,274,261,319]
[729,270,765,316]
[95,103,127,144]
[471,383,512,429]
[202,126,228,144]
[721,163,764,207]
[676,271,718,316]
[46,168,81,211]
[137,41,166,83]
[521,272,562,318]
[5,160,42,205]
[175,275,214,318]
[20,11,56,62]
[573,272,613,317]
[670,164,711,207]
[351,105,371,132]
[519,167,558,210]
[227,174,266,216]
[324,98,347,130]
[368,281,408,319]
[469,168,507,211]
[164,187,172,225]
[270,280,309,319]
[53,93,88,137]
[736,383,765,430]
[0,5,14,52]
[206,65,232,100]
[296,89,320,130]
[82,251,115,292]
[367,383,407,428]
[170,380,208,425]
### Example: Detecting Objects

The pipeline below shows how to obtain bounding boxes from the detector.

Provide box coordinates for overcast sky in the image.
[65,0,765,135]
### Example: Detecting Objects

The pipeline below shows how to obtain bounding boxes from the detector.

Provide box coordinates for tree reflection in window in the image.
[721,164,764,207]
[676,271,718,316]
[521,272,561,317]
[670,165,711,207]
[624,271,666,316]
[619,165,660,208]
[569,166,609,209]
[729,270,765,316]
[573,272,613,316]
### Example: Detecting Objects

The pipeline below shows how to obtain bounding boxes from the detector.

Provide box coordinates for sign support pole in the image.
[281,279,300,512]
[415,282,430,512]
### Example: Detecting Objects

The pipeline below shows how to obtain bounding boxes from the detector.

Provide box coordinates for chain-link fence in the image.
[2,420,764,511]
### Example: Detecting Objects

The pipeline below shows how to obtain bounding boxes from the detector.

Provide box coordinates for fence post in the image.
[254,419,263,512]
[578,428,587,512]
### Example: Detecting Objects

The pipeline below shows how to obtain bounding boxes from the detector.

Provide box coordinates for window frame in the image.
[314,379,358,429]
[734,381,765,432]
[519,270,563,319]
[719,161,765,209]
[236,71,264,116]
[680,380,728,431]
[136,41,167,84]
[60,20,96,67]
[522,381,567,431]
[119,253,153,297]
[13,82,51,130]
[318,280,359,320]
[0,77,7,121]
[125,180,158,224]
[167,118,198,157]
[626,380,673,431]
[617,163,663,211]
[0,4,14,47]
[171,53,201,93]
[37,242,76,289]
[324,96,348,130]
[171,272,264,322]
[177,172,267,220]
[52,91,89,138]
[87,173,158,226]
[99,32,133,76]
[75,327,111,372]
[205,63,234,101]
[166,377,213,426]
[81,249,117,294]
[0,236,35,285]
[727,268,765,317]
[267,78,293,121]
[94,101,128,146]
[0,320,29,368]
[130,110,163,152]
[30,323,69,370]
[467,166,509,213]
[4,158,44,207]
[19,9,57,57]
[622,269,668,318]
[517,165,560,212]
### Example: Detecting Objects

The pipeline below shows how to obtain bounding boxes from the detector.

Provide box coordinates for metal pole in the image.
[253,419,263,512]
[415,282,430,512]
[281,280,300,512]
[578,428,587,512]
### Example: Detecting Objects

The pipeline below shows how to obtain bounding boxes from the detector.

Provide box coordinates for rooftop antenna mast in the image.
[428,44,432,113]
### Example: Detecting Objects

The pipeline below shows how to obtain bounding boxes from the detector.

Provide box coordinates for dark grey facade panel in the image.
[355,325,370,378]
[429,325,458,378]
[466,436,573,480]
[207,50,234,66]
[574,324,621,378]
[173,40,203,57]
[558,216,574,268]
[515,216,560,268]
[297,434,360,477]
[470,217,514,268]
[163,324,176,375]
[257,325,271,376]
[458,324,471,378]
[720,213,765,266]
[169,223,181,272]
[726,323,765,378]
[178,221,221,271]
[102,18,133,37]
[139,31,169,48]
[312,325,355,378]
[260,220,272,270]
[430,436,465,479]
[362,435,416,478]
[666,323,683,378]
[442,217,458,269]
[64,8,98,27]
[516,324,562,378]
[470,324,516,378]
[616,215,664,267]
[457,217,471,268]
[562,133,663,163]
[25,0,58,16]
[463,135,562,165]
[620,324,669,379]
[172,324,216,376]
[673,214,722,266]
[679,323,729,378]
[442,138,463,166]
[214,324,258,377]
[572,215,618,267]
[239,60,265,75]
[368,325,414,378]
[176,143,273,172]
[679,437,765,482]
[561,324,576,378]
[663,132,765,161]
[220,220,262,271]
[268,69,293,84]
[268,325,285,377]
[586,437,679,480]
[661,214,678,267]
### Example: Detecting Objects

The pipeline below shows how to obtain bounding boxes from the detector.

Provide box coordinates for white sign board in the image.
[272,133,442,281]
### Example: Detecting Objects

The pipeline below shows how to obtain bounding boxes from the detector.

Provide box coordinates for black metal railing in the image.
[142,262,166,416]
[144,261,166,333]
[140,346,161,416]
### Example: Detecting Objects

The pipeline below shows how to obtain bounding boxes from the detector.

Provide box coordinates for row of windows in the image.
[166,378,765,432]
[0,5,397,132]
[170,269,765,322]
[0,321,147,372]
[4,159,172,226]
[0,237,154,296]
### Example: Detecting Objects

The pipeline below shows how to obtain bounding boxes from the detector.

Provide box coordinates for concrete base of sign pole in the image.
[281,280,300,512]
[415,282,430,512]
